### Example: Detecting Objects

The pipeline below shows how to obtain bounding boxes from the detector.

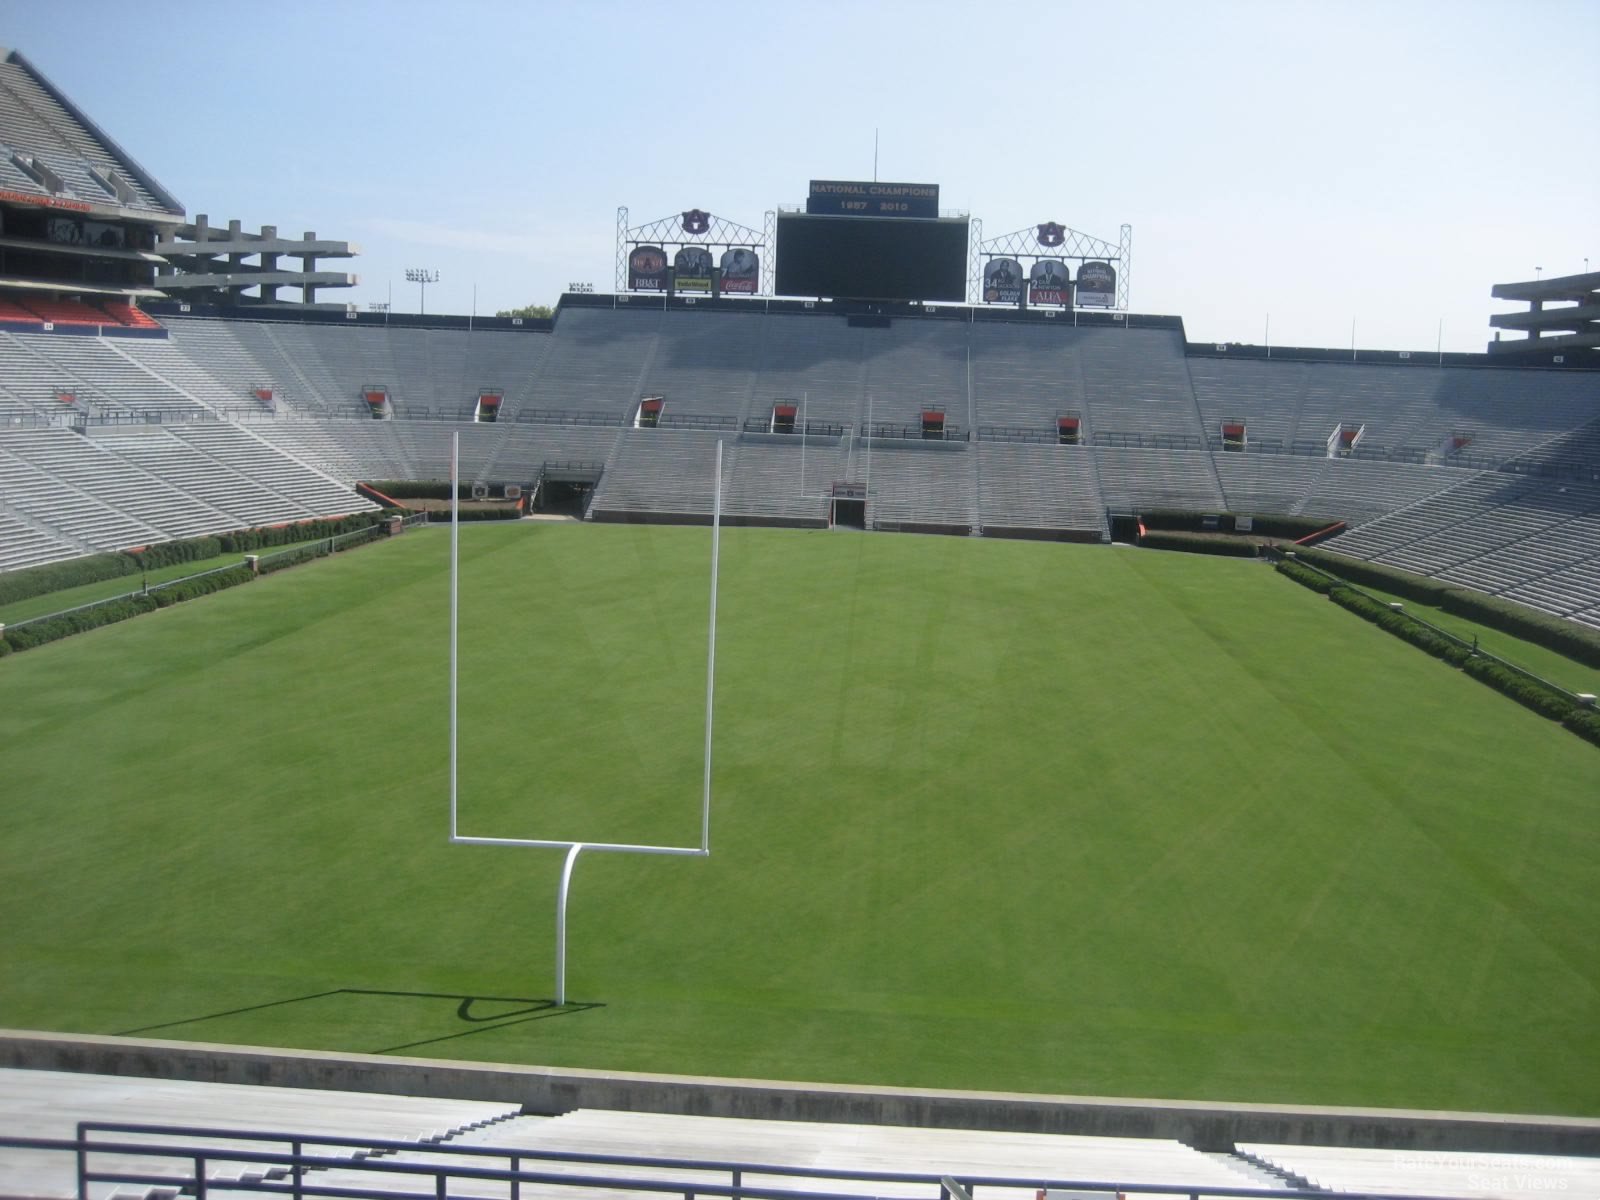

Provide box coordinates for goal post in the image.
[447,432,721,1002]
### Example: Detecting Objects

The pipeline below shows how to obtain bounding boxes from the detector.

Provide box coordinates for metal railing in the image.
[0,1121,1486,1200]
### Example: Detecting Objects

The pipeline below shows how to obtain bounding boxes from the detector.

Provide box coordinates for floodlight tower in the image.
[406,267,439,314]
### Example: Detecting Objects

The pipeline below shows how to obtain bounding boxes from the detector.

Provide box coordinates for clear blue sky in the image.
[3,0,1595,351]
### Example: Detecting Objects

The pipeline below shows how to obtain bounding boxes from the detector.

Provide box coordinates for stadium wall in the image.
[3,1030,1598,1156]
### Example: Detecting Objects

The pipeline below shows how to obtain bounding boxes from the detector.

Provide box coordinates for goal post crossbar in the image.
[446,432,721,1003]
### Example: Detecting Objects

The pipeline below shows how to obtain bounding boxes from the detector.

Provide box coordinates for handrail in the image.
[0,1121,1478,1200]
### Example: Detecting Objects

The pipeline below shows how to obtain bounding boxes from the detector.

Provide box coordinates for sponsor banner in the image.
[719,247,759,294]
[983,257,1023,304]
[674,245,714,293]
[1028,259,1071,307]
[806,179,939,218]
[1076,260,1116,308]
[628,244,668,291]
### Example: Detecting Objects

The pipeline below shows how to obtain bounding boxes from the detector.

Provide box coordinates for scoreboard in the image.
[775,214,968,302]
[777,179,966,303]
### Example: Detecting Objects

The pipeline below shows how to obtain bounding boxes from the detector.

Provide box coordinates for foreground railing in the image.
[0,1122,1486,1200]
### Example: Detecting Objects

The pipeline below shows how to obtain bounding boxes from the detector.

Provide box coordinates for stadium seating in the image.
[0,1067,522,1200]
[978,442,1105,536]
[13,297,109,327]
[722,434,844,524]
[0,305,1595,625]
[861,438,977,532]
[1238,1142,1600,1198]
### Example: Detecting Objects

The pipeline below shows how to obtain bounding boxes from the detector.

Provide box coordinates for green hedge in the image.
[0,551,140,606]
[1293,546,1600,668]
[1275,558,1339,594]
[1439,590,1600,669]
[0,512,389,607]
[130,536,222,569]
[1291,547,1457,604]
[1461,656,1576,721]
[1140,530,1259,557]
[1564,708,1600,748]
[1277,557,1598,748]
[425,507,521,522]
[258,545,326,574]
[149,565,254,607]
[1327,586,1474,666]
[217,511,392,553]
[3,592,160,651]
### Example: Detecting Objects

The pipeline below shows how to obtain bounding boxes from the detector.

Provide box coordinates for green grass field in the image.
[1,523,1596,1115]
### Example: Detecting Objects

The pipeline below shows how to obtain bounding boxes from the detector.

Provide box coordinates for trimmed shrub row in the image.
[1140,530,1259,557]
[1293,546,1600,668]
[1275,558,1339,594]
[1565,708,1600,748]
[0,511,392,607]
[3,592,159,651]
[1462,656,1576,721]
[3,518,394,657]
[218,511,394,553]
[424,506,521,522]
[1290,547,1455,604]
[1327,586,1474,666]
[0,551,139,606]
[1275,556,1599,748]
[150,565,255,606]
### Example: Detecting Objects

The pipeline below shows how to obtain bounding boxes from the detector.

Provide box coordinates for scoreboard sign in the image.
[806,179,939,218]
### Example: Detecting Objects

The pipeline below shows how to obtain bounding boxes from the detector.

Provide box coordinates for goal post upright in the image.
[447,432,721,1005]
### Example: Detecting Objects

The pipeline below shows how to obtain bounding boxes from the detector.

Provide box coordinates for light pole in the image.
[406,267,438,314]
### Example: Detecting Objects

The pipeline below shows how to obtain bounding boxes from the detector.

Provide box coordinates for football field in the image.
[1,522,1595,1115]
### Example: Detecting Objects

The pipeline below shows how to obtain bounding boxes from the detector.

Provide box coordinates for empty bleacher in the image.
[1076,327,1205,444]
[977,442,1105,537]
[0,431,166,553]
[970,320,1088,434]
[1,304,1596,620]
[0,1067,522,1200]
[721,435,843,524]
[640,310,765,423]
[528,305,663,417]
[862,439,976,532]
[1092,446,1224,512]
[749,313,868,428]
[590,428,726,520]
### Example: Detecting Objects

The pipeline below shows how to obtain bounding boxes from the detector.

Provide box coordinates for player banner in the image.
[674,246,714,293]
[983,257,1023,304]
[719,247,759,294]
[628,245,668,291]
[1028,259,1070,307]
[1077,260,1116,308]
